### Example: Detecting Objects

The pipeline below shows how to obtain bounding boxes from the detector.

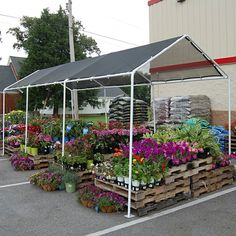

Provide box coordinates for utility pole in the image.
[67,0,79,119]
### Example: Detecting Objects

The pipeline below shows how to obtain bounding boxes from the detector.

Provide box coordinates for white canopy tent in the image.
[2,35,231,218]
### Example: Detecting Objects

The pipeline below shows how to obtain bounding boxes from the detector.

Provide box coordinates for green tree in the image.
[8,7,100,114]
[121,86,151,105]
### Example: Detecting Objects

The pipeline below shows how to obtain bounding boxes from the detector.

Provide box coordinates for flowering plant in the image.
[214,153,236,168]
[95,191,126,210]
[6,135,22,147]
[78,184,101,202]
[9,153,34,171]
[33,170,62,189]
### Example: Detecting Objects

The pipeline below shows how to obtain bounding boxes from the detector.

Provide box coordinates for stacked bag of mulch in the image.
[109,96,148,125]
[152,97,170,124]
[170,95,211,124]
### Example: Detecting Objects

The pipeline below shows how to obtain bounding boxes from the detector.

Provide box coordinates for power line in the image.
[0,13,20,19]
[83,30,138,46]
[0,12,140,47]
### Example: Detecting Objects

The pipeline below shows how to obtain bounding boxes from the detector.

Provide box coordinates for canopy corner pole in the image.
[104,88,108,125]
[151,83,157,133]
[125,71,135,219]
[2,91,6,156]
[62,80,68,157]
[227,76,231,155]
[70,90,74,119]
[24,86,29,152]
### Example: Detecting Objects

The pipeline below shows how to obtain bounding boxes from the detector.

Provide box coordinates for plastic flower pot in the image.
[117,176,124,186]
[86,160,94,170]
[31,147,38,156]
[20,144,25,152]
[65,182,76,193]
[26,146,32,155]
[124,176,129,188]
[132,180,140,191]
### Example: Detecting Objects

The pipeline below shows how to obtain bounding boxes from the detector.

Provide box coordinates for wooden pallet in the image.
[164,164,212,185]
[76,170,94,182]
[95,178,191,209]
[136,192,191,217]
[28,154,54,169]
[191,166,234,198]
[166,157,213,176]
[4,144,19,155]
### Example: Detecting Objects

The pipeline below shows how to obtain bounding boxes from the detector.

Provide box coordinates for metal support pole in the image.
[62,81,67,156]
[2,91,6,156]
[71,90,74,119]
[228,77,231,154]
[125,72,135,219]
[67,0,75,62]
[104,88,108,124]
[151,84,156,133]
[25,86,29,152]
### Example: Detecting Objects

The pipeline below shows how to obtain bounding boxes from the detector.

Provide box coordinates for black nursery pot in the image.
[39,146,50,155]
[197,148,210,159]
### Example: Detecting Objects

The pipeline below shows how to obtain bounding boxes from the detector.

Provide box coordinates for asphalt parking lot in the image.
[0,156,236,236]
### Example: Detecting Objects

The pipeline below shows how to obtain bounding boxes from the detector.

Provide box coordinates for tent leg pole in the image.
[25,86,29,152]
[71,90,74,119]
[125,72,135,219]
[62,81,67,157]
[104,88,108,124]
[228,77,231,155]
[152,84,156,133]
[2,92,6,156]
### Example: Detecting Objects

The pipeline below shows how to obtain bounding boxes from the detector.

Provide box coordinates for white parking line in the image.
[0,181,30,189]
[0,158,9,161]
[86,186,236,236]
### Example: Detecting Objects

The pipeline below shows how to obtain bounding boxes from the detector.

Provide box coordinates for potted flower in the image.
[62,171,78,193]
[78,184,101,208]
[37,171,62,192]
[95,191,126,213]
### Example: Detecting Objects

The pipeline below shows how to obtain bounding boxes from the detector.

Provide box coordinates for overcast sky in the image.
[0,0,149,65]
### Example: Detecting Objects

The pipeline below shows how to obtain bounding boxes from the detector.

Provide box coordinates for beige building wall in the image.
[149,0,236,125]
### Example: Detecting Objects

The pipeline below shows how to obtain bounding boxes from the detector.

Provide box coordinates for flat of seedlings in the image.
[166,157,213,176]
[164,164,213,184]
[95,178,191,209]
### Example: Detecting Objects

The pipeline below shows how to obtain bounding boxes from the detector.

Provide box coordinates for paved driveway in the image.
[0,157,235,236]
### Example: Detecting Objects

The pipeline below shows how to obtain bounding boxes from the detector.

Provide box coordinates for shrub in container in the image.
[63,171,78,193]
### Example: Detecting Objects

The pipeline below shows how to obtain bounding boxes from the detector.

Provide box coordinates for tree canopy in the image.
[8,7,100,114]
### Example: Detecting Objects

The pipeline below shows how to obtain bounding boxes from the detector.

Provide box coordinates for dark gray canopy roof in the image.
[0,66,17,92]
[4,35,226,91]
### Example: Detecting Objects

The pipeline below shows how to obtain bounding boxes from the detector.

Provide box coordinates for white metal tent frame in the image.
[2,35,231,218]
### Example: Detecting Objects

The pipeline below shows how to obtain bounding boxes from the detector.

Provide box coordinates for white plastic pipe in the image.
[228,77,231,154]
[62,81,67,156]
[104,88,108,124]
[25,86,29,152]
[152,84,156,133]
[125,71,135,219]
[2,91,5,156]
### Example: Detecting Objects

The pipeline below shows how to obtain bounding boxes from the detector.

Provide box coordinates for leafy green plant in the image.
[62,171,78,184]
